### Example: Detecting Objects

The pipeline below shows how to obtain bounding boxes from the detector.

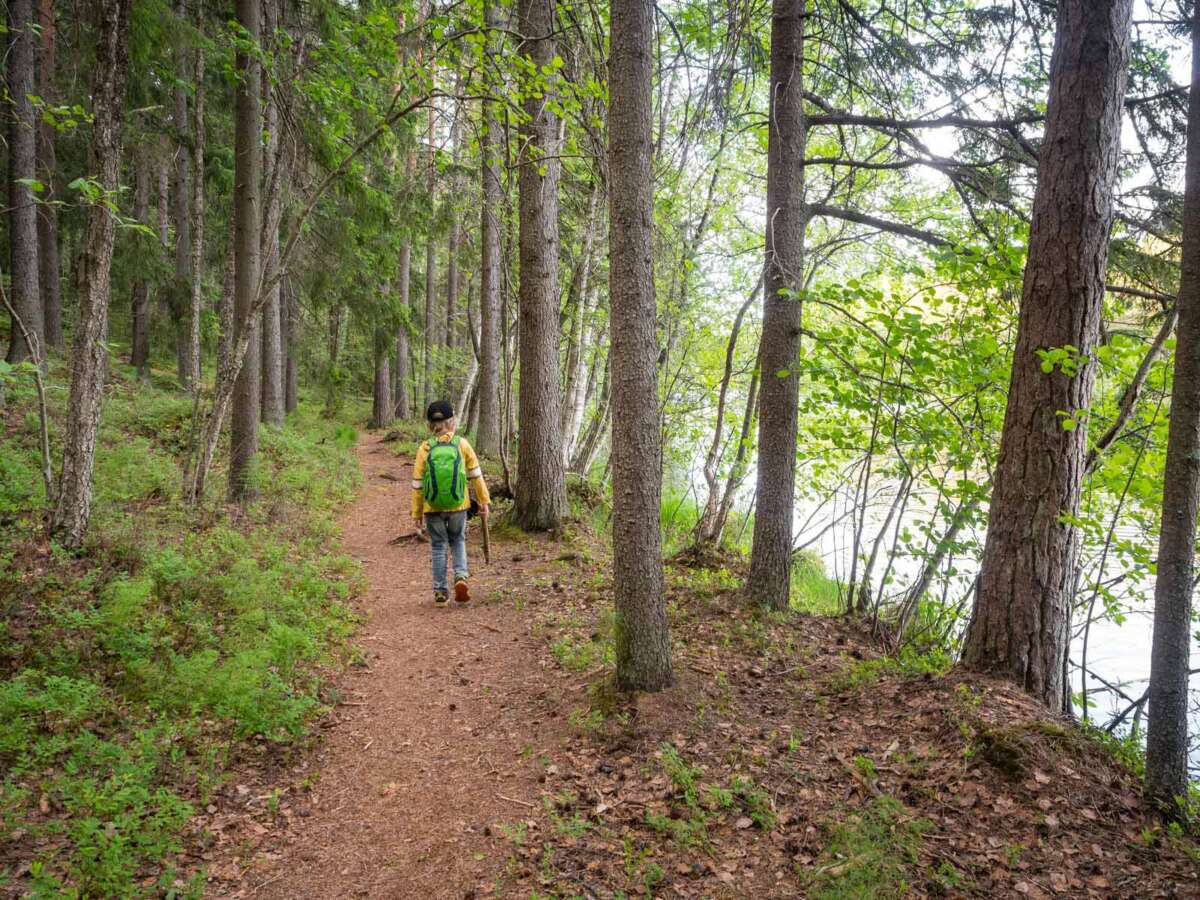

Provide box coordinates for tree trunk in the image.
[748,0,807,611]
[1146,5,1200,813]
[395,230,414,418]
[6,0,43,364]
[962,0,1132,712]
[50,0,131,547]
[394,152,415,419]
[172,0,194,390]
[130,147,152,378]
[457,279,481,422]
[283,276,299,413]
[423,100,437,410]
[695,284,760,546]
[259,29,285,428]
[475,0,504,455]
[609,0,672,692]
[230,0,263,501]
[188,46,205,392]
[372,326,394,429]
[570,352,610,476]
[513,0,568,531]
[157,155,170,245]
[561,182,602,463]
[37,0,62,351]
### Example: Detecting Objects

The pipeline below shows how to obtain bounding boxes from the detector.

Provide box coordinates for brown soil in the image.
[204,434,1200,899]
[206,435,574,899]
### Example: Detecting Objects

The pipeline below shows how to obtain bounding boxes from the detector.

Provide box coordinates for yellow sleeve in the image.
[460,439,491,507]
[410,441,429,519]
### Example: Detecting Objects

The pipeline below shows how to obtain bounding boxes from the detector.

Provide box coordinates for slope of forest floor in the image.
[0,362,365,898]
[196,431,1199,899]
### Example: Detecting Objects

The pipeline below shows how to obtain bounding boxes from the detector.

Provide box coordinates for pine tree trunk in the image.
[188,47,205,392]
[513,0,568,531]
[172,0,194,390]
[130,147,152,378]
[475,0,504,454]
[6,0,43,364]
[423,101,437,410]
[37,0,62,351]
[445,224,460,393]
[394,150,415,419]
[395,230,413,418]
[230,0,263,502]
[962,0,1132,712]
[283,276,299,413]
[372,326,394,429]
[610,0,672,692]
[748,0,807,610]
[259,33,285,428]
[157,155,170,245]
[1145,5,1200,813]
[50,0,131,547]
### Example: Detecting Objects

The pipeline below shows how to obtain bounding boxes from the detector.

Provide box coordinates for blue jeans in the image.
[426,510,468,594]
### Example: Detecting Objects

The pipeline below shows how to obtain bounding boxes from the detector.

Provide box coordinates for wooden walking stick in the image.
[482,514,492,565]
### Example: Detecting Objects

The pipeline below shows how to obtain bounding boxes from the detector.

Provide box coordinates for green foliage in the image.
[791,550,842,615]
[0,373,361,895]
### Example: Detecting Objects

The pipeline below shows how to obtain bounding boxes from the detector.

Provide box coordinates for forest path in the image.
[224,434,564,899]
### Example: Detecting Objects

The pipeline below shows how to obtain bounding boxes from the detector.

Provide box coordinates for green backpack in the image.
[422,437,466,510]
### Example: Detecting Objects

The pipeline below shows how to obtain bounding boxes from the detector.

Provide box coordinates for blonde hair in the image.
[429,416,457,437]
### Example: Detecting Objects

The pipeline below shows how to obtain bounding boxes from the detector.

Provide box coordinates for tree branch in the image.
[807,203,950,247]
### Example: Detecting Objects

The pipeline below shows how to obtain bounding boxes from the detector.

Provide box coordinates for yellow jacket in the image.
[410,432,491,518]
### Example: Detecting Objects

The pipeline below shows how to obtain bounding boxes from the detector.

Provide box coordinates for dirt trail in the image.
[223,435,564,899]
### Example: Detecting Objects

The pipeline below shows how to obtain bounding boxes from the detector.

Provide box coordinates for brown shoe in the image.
[453,579,471,604]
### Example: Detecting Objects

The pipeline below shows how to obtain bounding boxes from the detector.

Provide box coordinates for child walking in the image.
[411,400,490,606]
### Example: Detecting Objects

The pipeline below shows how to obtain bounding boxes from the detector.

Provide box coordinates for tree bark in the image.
[283,275,299,413]
[394,148,416,420]
[609,0,672,692]
[230,0,263,501]
[513,0,568,531]
[259,18,285,428]
[475,0,505,454]
[962,0,1132,712]
[50,0,131,547]
[748,0,807,611]
[37,0,62,351]
[570,352,610,476]
[372,326,394,429]
[173,0,194,390]
[423,100,437,410]
[130,146,152,378]
[561,182,602,463]
[188,46,205,392]
[6,0,43,364]
[1146,5,1200,813]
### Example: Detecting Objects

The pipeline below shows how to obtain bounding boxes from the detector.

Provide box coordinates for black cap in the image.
[426,400,454,422]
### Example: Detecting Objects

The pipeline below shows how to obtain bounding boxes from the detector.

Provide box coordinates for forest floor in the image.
[203,433,1200,900]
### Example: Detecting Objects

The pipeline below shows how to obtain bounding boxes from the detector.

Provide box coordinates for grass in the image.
[791,549,842,615]
[0,357,365,897]
[803,796,932,899]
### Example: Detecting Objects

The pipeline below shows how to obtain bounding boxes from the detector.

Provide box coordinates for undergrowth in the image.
[0,359,364,897]
[804,796,932,899]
